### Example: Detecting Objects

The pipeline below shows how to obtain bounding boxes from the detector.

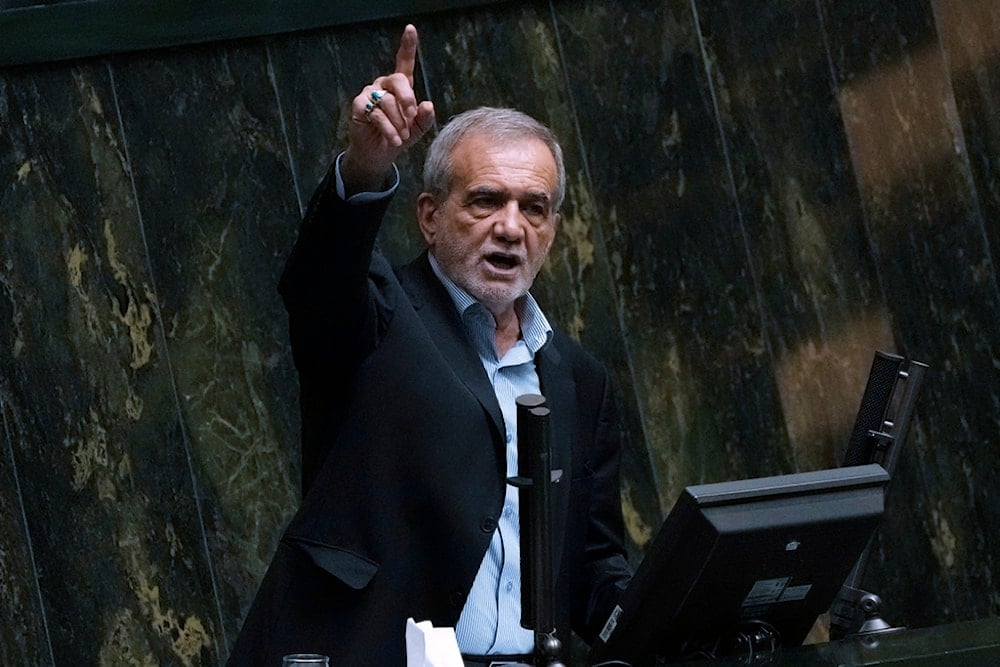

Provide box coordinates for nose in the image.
[493,201,526,242]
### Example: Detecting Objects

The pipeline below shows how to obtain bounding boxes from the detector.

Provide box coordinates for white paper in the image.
[405,617,464,667]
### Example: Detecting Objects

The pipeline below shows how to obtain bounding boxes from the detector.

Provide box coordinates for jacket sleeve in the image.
[277,165,396,492]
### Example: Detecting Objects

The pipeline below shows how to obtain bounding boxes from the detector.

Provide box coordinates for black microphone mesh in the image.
[842,352,903,467]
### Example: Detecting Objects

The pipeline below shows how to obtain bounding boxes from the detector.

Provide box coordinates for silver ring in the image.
[364,90,386,123]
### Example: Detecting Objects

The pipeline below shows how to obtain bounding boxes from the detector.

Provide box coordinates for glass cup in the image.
[282,654,329,666]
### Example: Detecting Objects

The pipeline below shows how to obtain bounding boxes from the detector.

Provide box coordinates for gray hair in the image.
[422,107,566,210]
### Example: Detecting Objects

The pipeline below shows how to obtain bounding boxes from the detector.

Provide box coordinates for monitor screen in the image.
[589,464,889,666]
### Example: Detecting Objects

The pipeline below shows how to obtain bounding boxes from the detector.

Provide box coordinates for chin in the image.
[471,283,529,310]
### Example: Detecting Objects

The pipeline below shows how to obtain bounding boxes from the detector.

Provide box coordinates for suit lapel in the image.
[400,253,573,570]
[397,253,506,441]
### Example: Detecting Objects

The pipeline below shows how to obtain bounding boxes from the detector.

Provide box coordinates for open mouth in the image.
[485,252,522,271]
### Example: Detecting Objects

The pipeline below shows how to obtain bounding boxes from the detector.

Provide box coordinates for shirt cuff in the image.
[333,152,400,204]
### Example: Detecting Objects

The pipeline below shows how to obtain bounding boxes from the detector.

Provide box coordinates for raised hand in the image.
[341,24,436,195]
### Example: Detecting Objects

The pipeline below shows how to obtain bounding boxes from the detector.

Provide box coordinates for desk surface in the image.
[665,615,1000,665]
[810,615,1000,665]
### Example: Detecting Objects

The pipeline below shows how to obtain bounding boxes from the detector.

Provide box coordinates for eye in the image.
[467,193,502,215]
[520,198,550,223]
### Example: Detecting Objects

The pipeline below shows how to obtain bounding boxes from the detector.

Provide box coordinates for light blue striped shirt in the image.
[427,253,553,655]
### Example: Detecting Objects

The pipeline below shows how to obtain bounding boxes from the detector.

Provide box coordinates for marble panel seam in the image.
[105,59,230,658]
[1,393,56,665]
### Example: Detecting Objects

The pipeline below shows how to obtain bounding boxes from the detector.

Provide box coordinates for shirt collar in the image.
[426,251,553,354]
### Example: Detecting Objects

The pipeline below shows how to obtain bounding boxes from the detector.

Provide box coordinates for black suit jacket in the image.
[228,171,631,666]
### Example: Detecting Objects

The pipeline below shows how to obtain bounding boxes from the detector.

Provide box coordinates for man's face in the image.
[417,133,560,317]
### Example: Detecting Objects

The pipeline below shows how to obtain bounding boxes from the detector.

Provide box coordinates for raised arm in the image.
[340,24,436,196]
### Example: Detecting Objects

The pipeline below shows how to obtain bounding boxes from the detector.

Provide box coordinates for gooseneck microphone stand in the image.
[509,394,565,667]
[829,352,928,640]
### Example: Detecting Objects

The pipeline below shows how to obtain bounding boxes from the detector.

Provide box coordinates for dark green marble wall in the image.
[1,0,997,664]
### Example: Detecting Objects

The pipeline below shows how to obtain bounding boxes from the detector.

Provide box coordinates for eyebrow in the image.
[464,187,552,204]
[520,191,551,205]
[465,186,505,199]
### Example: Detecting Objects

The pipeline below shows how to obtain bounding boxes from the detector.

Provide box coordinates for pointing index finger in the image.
[395,24,419,84]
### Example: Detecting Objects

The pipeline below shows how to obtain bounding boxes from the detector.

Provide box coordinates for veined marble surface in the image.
[2,0,997,663]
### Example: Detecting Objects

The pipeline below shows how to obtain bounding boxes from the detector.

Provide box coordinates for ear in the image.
[417,192,439,246]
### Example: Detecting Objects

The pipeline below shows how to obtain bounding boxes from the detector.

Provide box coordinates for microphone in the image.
[510,393,565,666]
[841,351,904,467]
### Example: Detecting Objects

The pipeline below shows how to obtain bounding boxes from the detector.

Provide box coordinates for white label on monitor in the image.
[779,584,812,601]
[598,604,623,643]
[742,577,789,607]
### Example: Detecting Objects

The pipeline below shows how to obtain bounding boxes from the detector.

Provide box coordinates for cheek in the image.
[532,226,556,256]
[439,221,486,258]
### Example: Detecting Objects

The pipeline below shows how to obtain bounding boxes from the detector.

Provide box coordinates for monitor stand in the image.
[854,593,906,636]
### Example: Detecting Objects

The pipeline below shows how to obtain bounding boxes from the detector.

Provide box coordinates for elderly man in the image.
[228,25,631,666]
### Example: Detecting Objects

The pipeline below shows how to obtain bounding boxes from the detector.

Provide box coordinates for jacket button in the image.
[480,516,497,533]
[449,589,466,607]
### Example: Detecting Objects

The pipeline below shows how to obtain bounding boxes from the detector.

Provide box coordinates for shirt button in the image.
[480,516,497,533]
[505,581,514,593]
[506,433,513,444]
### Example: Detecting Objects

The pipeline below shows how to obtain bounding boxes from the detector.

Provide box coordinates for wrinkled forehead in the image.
[447,134,559,195]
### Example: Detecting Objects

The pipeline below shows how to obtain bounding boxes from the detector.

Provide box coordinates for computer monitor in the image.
[589,464,889,666]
